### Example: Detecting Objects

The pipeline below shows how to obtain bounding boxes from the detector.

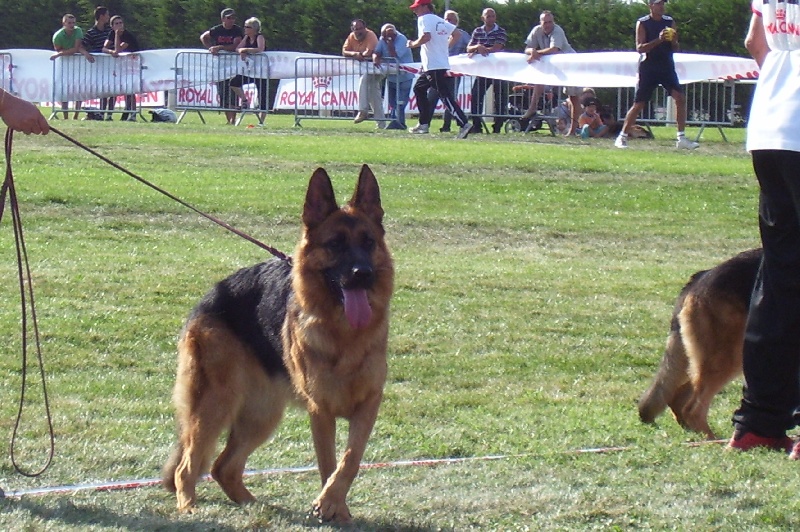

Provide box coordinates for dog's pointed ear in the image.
[303,168,339,229]
[350,164,384,226]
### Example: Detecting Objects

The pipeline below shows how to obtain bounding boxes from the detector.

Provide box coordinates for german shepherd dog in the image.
[162,165,394,524]
[638,248,761,439]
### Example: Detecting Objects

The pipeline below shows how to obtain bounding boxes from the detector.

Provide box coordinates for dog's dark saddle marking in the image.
[188,258,292,377]
[670,248,762,334]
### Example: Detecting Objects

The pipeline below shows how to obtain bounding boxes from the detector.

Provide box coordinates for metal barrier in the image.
[1,52,12,95]
[173,51,270,125]
[502,83,565,135]
[431,76,562,136]
[292,56,400,127]
[615,80,748,141]
[50,53,144,120]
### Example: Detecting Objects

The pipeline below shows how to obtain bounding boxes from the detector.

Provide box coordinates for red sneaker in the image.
[727,430,793,453]
[790,440,800,460]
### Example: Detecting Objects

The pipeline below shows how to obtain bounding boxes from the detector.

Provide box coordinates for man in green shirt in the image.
[51,14,95,119]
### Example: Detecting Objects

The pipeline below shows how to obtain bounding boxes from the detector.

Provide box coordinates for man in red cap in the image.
[407,0,471,139]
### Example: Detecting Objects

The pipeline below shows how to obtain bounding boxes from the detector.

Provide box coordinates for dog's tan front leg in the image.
[312,392,382,524]
[310,411,337,484]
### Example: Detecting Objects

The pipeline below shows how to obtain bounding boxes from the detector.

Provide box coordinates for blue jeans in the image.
[387,79,412,128]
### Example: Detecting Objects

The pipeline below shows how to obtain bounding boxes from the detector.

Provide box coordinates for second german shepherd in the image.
[638,248,761,439]
[162,165,394,524]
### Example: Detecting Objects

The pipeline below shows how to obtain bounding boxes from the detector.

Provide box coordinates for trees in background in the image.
[0,0,750,57]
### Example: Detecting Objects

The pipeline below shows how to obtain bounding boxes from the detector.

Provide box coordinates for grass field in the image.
[0,112,797,530]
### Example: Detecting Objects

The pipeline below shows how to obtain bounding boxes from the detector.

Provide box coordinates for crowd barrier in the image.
[615,80,749,142]
[285,58,568,136]
[292,57,404,127]
[282,58,594,136]
[50,54,144,120]
[174,51,270,126]
[465,77,562,135]
[40,51,753,136]
[1,52,12,94]
[284,57,749,138]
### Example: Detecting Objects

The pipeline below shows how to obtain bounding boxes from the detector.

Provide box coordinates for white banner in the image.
[0,48,758,103]
[274,74,472,113]
[448,51,759,88]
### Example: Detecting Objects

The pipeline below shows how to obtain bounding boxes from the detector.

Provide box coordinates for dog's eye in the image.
[326,235,347,252]
[361,235,375,252]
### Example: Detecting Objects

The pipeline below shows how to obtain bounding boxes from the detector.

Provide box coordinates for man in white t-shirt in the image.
[728,0,800,458]
[407,0,471,139]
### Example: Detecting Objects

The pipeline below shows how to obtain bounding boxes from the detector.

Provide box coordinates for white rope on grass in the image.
[2,440,728,499]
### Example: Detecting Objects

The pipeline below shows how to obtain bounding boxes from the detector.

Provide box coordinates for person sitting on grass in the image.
[578,97,609,139]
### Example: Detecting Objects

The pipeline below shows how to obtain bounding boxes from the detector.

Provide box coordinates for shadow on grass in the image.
[2,497,448,531]
[2,497,232,531]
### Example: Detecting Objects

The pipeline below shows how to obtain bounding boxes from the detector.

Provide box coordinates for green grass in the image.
[0,113,793,530]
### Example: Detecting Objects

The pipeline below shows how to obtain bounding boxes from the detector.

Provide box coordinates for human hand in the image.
[0,92,50,135]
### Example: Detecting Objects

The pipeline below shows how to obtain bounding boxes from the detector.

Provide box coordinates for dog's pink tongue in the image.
[343,288,372,329]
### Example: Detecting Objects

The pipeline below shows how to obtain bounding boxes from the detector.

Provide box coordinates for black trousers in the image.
[470,77,507,132]
[732,149,800,437]
[413,69,467,128]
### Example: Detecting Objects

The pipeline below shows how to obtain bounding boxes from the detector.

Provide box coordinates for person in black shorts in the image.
[614,0,698,150]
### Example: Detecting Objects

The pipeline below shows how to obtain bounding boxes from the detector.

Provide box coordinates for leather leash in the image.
[49,126,292,263]
[2,128,55,477]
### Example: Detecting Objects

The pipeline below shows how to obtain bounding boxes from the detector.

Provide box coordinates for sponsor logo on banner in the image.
[176,83,262,109]
[274,75,472,114]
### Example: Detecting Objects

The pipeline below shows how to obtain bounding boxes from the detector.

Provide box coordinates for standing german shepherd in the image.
[637,249,761,439]
[162,165,394,524]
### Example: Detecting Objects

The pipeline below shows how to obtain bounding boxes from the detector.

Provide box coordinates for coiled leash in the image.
[2,129,55,478]
[2,126,292,480]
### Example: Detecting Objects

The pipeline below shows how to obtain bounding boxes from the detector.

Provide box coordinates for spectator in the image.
[466,8,508,134]
[373,23,413,130]
[614,0,698,149]
[407,0,471,139]
[103,16,140,122]
[435,10,471,133]
[343,19,385,126]
[727,1,800,456]
[51,14,95,120]
[232,17,269,125]
[200,8,243,125]
[83,6,114,120]
[580,88,624,137]
[577,97,608,139]
[522,11,580,136]
[0,89,50,135]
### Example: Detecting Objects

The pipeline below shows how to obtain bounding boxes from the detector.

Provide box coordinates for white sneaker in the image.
[409,123,429,134]
[614,135,628,149]
[457,122,471,139]
[676,137,699,150]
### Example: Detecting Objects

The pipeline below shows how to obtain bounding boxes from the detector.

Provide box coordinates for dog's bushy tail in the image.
[638,314,691,424]
[162,441,183,493]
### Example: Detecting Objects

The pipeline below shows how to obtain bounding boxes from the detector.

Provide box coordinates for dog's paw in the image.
[177,502,197,514]
[311,498,352,524]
